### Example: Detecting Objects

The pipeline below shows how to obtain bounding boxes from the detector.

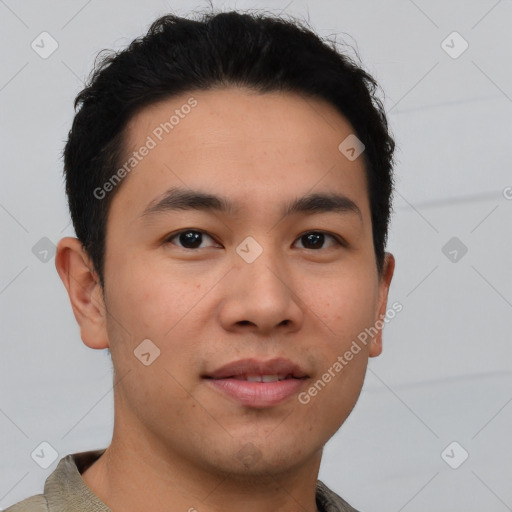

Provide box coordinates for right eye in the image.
[164,229,221,250]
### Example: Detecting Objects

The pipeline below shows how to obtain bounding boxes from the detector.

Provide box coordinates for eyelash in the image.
[163,229,345,251]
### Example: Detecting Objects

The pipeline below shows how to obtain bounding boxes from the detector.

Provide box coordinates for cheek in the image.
[302,269,379,346]
[106,256,202,338]
[295,340,368,446]
[294,269,377,416]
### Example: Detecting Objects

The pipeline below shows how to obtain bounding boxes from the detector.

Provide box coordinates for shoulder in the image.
[3,493,48,512]
[3,448,107,512]
[316,480,362,512]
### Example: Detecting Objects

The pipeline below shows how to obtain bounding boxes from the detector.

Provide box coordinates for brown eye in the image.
[165,230,219,249]
[294,231,341,250]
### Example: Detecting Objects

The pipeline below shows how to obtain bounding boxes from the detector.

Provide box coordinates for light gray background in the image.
[1,1,511,511]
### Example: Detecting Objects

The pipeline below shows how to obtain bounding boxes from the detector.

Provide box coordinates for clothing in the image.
[4,449,361,512]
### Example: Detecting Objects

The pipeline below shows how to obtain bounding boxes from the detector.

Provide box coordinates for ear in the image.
[369,252,395,357]
[55,237,109,350]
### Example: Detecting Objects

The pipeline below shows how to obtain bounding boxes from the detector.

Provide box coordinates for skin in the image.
[56,87,395,512]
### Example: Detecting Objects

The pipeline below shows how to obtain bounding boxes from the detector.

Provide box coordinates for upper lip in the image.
[204,357,309,379]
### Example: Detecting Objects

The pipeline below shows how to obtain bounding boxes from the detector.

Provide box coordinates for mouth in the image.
[220,374,302,382]
[203,358,309,408]
[204,357,308,380]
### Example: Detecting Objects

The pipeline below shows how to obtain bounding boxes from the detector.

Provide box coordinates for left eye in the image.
[165,229,341,250]
[294,231,341,250]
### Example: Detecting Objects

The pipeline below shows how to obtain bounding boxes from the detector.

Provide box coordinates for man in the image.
[6,8,395,512]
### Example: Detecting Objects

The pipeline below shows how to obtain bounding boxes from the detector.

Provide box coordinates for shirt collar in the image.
[44,449,110,512]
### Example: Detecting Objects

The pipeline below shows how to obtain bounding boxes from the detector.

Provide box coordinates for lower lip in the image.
[206,378,306,407]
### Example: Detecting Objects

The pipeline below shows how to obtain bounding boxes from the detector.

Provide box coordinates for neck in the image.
[81,418,322,512]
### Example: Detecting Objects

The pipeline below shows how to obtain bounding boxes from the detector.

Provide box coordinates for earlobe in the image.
[369,252,395,358]
[55,237,110,350]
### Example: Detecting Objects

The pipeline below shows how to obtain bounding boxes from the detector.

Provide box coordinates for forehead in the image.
[110,87,369,224]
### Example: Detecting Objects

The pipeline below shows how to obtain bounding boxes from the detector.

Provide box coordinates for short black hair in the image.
[63,9,395,289]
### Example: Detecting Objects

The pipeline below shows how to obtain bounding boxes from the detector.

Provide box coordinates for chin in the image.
[202,436,320,479]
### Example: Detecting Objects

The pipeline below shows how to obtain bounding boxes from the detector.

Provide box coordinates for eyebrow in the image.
[140,186,363,223]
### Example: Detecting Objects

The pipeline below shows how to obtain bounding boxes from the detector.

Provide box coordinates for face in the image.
[59,87,394,479]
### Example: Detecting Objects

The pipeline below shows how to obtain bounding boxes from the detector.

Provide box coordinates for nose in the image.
[217,246,304,336]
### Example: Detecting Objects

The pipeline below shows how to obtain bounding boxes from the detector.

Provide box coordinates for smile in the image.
[203,358,309,408]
